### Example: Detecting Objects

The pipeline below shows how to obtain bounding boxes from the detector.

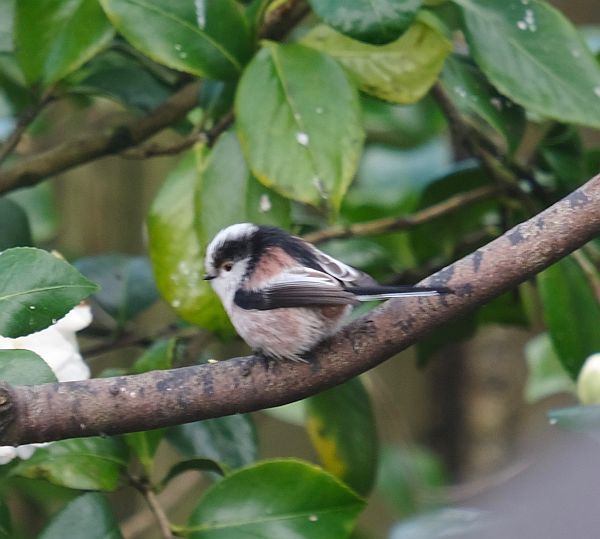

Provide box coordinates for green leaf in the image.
[409,162,497,263]
[124,429,165,472]
[6,182,59,244]
[202,0,253,66]
[68,50,172,112]
[0,499,12,539]
[306,378,378,496]
[236,42,364,212]
[302,22,451,104]
[167,414,258,471]
[454,0,600,128]
[130,338,175,374]
[547,405,600,433]
[15,0,114,85]
[378,445,447,518]
[390,508,488,539]
[160,458,228,489]
[0,198,32,250]
[12,437,128,491]
[38,493,123,539]
[187,459,365,538]
[147,149,233,335]
[307,0,421,44]
[0,349,57,385]
[196,131,291,245]
[74,255,159,327]
[0,1,14,53]
[440,54,525,153]
[538,256,600,378]
[99,0,241,80]
[536,124,585,192]
[524,333,574,403]
[0,248,98,338]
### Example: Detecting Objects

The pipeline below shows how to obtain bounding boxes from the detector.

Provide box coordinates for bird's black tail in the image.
[350,285,452,301]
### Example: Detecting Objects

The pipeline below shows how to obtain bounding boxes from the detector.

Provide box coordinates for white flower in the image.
[0,303,92,463]
[577,353,600,405]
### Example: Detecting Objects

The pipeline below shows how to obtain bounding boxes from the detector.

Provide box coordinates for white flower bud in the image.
[577,353,600,405]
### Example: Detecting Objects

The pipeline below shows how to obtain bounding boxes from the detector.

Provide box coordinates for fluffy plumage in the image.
[204,224,449,360]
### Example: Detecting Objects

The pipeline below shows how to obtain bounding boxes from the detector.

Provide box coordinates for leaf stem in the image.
[130,475,174,539]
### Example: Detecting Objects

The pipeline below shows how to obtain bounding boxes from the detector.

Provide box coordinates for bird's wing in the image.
[234,267,358,310]
[307,244,378,287]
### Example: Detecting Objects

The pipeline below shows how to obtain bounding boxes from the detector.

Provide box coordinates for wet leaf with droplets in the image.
[302,21,451,105]
[186,459,364,538]
[236,42,364,212]
[455,0,600,128]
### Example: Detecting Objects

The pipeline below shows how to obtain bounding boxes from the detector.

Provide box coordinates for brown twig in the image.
[0,92,54,166]
[303,185,498,243]
[0,82,201,195]
[572,249,600,303]
[130,476,174,539]
[1,174,599,446]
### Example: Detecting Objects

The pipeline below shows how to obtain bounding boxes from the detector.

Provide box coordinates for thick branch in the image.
[0,175,599,445]
[0,82,200,195]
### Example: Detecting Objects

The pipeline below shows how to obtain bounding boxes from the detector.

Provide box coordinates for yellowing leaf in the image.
[302,22,451,104]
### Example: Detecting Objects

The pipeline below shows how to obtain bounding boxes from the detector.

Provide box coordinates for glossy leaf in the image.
[6,182,59,244]
[306,378,378,496]
[455,0,600,128]
[167,414,258,471]
[538,256,600,378]
[15,0,114,85]
[147,149,233,335]
[0,198,32,250]
[0,248,98,338]
[307,0,421,44]
[196,131,291,245]
[377,445,447,517]
[160,458,227,489]
[236,42,364,211]
[69,50,172,112]
[130,338,175,374]
[524,333,574,403]
[74,255,159,326]
[440,54,525,153]
[536,124,585,192]
[124,429,165,472]
[187,459,365,538]
[99,0,241,80]
[12,437,128,491]
[302,22,451,104]
[38,493,123,539]
[0,499,11,539]
[0,349,57,385]
[202,0,253,66]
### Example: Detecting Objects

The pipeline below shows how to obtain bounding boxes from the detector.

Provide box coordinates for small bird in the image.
[204,223,449,361]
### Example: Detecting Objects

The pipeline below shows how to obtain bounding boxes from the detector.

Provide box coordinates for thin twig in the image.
[303,185,498,243]
[0,82,201,195]
[0,92,54,166]
[130,476,174,539]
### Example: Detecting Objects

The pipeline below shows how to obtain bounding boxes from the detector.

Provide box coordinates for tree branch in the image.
[303,185,498,244]
[0,174,598,445]
[0,82,200,195]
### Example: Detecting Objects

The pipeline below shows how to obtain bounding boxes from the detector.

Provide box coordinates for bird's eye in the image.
[222,261,234,272]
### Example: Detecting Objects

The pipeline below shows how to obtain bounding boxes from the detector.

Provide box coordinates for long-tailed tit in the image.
[204,223,449,361]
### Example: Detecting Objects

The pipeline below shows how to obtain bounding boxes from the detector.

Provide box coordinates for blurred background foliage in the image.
[0,0,600,538]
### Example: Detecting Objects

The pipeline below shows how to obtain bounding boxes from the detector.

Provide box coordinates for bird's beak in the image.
[203,273,216,281]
